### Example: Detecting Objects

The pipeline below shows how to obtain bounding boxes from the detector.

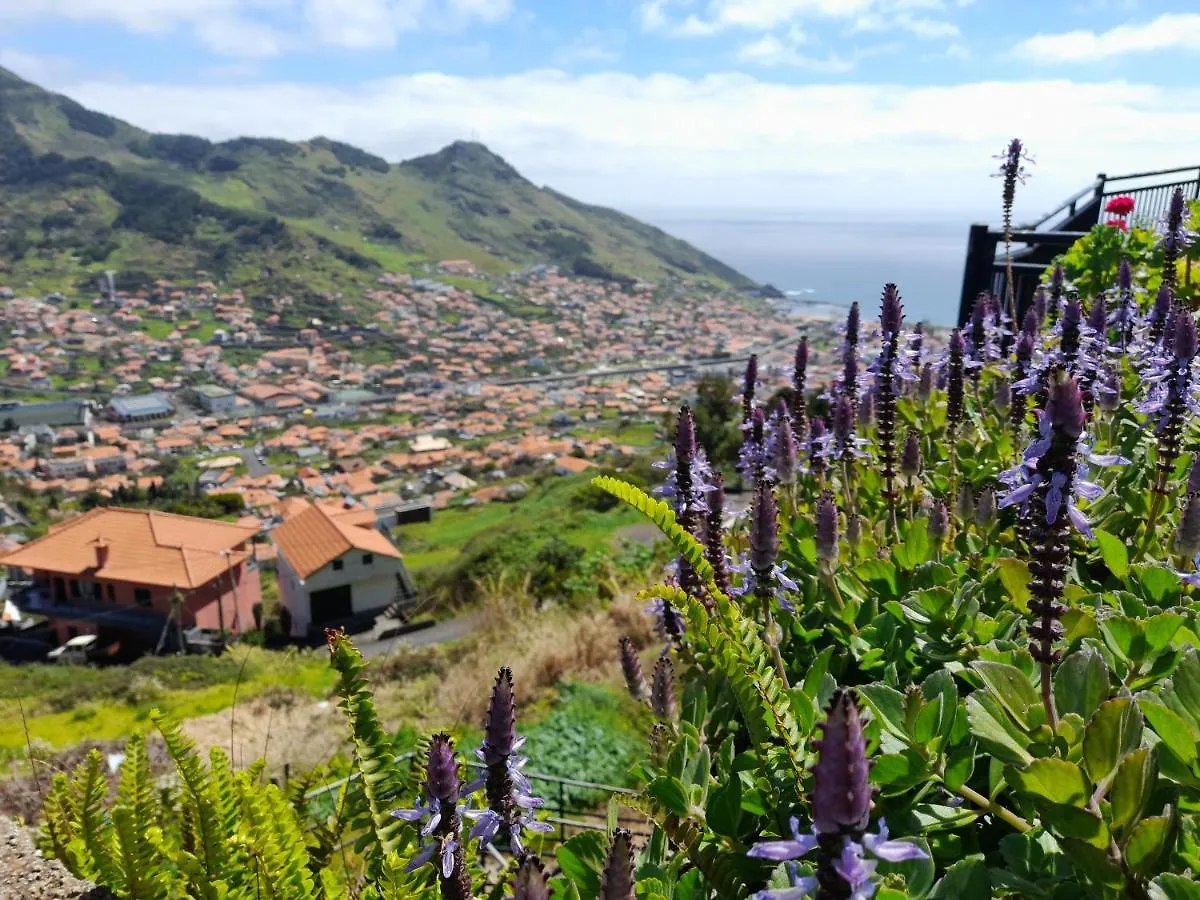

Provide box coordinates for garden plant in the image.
[35,144,1200,898]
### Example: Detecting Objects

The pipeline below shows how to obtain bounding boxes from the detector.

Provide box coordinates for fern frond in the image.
[231,771,316,898]
[66,750,119,887]
[39,772,75,868]
[152,710,228,890]
[327,631,411,871]
[110,734,163,898]
[624,792,748,898]
[592,476,716,585]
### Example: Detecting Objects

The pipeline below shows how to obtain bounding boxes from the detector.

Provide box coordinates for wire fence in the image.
[299,751,652,844]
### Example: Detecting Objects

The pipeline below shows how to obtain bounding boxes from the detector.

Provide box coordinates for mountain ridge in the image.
[0,67,756,300]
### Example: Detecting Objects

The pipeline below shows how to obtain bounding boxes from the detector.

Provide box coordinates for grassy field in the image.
[397,472,645,575]
[0,648,334,755]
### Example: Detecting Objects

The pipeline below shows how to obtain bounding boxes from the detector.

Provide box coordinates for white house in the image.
[271,501,416,637]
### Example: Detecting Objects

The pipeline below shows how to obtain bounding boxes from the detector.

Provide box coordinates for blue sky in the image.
[2,0,1200,215]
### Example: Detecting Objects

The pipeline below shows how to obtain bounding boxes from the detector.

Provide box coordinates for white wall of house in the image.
[276,547,405,637]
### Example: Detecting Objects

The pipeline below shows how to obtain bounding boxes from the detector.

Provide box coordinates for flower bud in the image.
[928,500,949,544]
[857,388,874,428]
[1087,296,1107,334]
[514,855,551,900]
[815,490,839,566]
[810,690,871,836]
[794,336,808,394]
[483,667,516,765]
[900,431,921,479]
[651,652,676,724]
[426,733,461,806]
[600,829,636,900]
[1175,312,1198,362]
[956,484,974,522]
[749,480,780,575]
[918,363,933,401]
[846,513,862,548]
[742,354,758,420]
[1118,257,1133,293]
[1046,371,1086,440]
[881,283,903,336]
[618,636,647,703]
[1176,496,1200,560]
[975,488,996,529]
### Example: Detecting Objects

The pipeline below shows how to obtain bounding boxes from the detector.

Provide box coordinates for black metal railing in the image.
[959,164,1200,324]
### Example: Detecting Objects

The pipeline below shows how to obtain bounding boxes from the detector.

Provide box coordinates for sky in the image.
[2,0,1200,219]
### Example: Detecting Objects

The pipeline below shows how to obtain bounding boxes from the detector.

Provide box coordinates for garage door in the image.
[310,585,353,625]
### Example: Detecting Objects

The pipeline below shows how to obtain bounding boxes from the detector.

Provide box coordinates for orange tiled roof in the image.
[271,501,401,580]
[0,507,259,588]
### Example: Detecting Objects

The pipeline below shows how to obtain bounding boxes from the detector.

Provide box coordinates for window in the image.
[106,584,115,602]
[332,559,344,572]
[362,553,374,565]
[134,588,152,607]
[69,579,81,599]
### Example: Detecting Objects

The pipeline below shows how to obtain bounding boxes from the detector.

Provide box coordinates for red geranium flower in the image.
[1105,218,1129,231]
[1105,195,1135,216]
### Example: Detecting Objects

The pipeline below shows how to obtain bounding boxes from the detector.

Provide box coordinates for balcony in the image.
[8,581,168,634]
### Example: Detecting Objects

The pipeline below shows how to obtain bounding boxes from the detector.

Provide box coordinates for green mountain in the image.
[0,66,755,307]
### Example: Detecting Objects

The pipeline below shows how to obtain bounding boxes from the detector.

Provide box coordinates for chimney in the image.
[94,539,110,570]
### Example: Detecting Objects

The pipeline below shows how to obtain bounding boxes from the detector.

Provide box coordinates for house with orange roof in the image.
[0,507,262,650]
[271,500,416,637]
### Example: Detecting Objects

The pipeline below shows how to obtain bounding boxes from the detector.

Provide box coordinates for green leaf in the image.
[966,693,1034,767]
[1135,564,1181,605]
[994,558,1032,610]
[971,660,1038,728]
[648,778,690,817]
[1095,529,1129,579]
[1109,747,1156,835]
[872,751,930,790]
[1099,616,1143,664]
[705,771,741,838]
[930,856,990,898]
[1054,647,1110,723]
[1151,873,1200,899]
[875,836,935,900]
[894,518,932,571]
[1126,815,1174,877]
[1007,758,1090,806]
[858,683,910,742]
[1082,698,1143,785]
[1138,698,1198,766]
[858,558,899,598]
[556,831,607,899]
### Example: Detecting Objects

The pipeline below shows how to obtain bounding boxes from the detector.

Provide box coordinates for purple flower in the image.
[928,500,949,545]
[750,480,780,575]
[705,470,732,595]
[644,595,685,644]
[1188,455,1200,496]
[739,407,771,485]
[975,487,996,528]
[651,652,676,723]
[600,829,636,900]
[747,692,926,900]
[1160,187,1194,294]
[1150,285,1173,342]
[743,354,759,421]
[821,395,870,462]
[808,417,827,478]
[900,431,921,480]
[396,734,473,897]
[513,855,550,900]
[769,407,802,486]
[918,363,933,402]
[618,636,647,703]
[946,329,965,430]
[815,490,840,568]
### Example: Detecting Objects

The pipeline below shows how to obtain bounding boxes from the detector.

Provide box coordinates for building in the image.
[0,400,92,429]
[271,501,416,637]
[190,384,240,415]
[107,393,175,423]
[0,507,262,648]
[239,384,305,414]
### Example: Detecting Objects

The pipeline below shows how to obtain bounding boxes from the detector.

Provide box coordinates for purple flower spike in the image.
[773,410,800,486]
[750,480,780,576]
[1151,285,1173,342]
[1161,187,1193,294]
[1176,313,1198,362]
[427,733,462,807]
[1088,296,1107,335]
[618,637,647,703]
[794,336,809,394]
[1047,373,1086,440]
[483,667,516,765]
[846,302,861,350]
[901,431,921,479]
[1118,257,1133,292]
[600,829,636,900]
[705,471,732,595]
[832,395,854,449]
[1177,496,1200,560]
[743,354,758,421]
[918,363,933,401]
[815,490,839,567]
[651,652,676,724]
[513,855,551,900]
[881,283,903,336]
[1188,456,1200,496]
[811,690,871,836]
[928,500,949,545]
[947,329,965,430]
[1033,287,1048,326]
[956,484,974,523]
[809,417,827,477]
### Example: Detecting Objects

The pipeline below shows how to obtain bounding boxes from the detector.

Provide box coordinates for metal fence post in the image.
[558,782,567,843]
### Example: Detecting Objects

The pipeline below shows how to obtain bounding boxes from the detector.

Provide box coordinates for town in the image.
[0,262,865,662]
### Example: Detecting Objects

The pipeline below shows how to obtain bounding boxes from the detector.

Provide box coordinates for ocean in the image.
[645,213,976,326]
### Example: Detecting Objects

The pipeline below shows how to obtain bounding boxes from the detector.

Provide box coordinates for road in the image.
[238,446,271,477]
[355,612,484,658]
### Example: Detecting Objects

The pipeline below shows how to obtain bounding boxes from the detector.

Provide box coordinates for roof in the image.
[0,507,259,589]
[109,393,174,417]
[271,501,401,580]
[193,384,235,398]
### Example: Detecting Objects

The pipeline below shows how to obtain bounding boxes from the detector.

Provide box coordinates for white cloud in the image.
[553,29,622,66]
[39,67,1200,215]
[1013,13,1200,63]
[853,11,959,39]
[641,0,949,35]
[0,0,513,55]
[736,33,877,72]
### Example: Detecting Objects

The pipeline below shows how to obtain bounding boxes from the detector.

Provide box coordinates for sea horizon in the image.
[641,209,991,326]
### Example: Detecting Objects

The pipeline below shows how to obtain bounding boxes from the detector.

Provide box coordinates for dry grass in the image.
[371,593,658,736]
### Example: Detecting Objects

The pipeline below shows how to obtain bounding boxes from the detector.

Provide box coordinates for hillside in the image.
[0,67,755,302]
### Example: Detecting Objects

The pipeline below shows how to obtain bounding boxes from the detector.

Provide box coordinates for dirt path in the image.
[0,817,109,899]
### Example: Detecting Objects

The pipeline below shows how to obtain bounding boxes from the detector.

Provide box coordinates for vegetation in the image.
[0,65,756,301]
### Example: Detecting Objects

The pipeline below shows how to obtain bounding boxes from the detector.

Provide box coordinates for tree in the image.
[690,374,742,470]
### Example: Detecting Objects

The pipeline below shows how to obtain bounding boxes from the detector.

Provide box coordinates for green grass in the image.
[0,648,335,752]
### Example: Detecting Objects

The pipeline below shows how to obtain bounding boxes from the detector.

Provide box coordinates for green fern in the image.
[327,630,411,871]
[231,772,317,898]
[109,734,165,898]
[152,710,228,896]
[591,476,717,586]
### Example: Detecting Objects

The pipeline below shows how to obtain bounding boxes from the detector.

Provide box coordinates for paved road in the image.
[238,446,271,477]
[355,612,484,658]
